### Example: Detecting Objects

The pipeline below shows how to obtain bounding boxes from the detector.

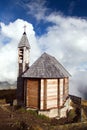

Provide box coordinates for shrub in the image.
[29,125,42,130]
[67,109,76,122]
[37,114,50,121]
[16,121,28,130]
[27,109,37,116]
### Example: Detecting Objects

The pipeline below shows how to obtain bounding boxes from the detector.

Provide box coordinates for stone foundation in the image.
[26,97,75,119]
[38,107,68,118]
[38,98,73,118]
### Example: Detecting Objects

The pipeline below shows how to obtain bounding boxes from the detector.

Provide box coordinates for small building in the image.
[17,29,71,118]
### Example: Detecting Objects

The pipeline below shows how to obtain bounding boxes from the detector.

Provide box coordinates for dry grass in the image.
[82,100,87,106]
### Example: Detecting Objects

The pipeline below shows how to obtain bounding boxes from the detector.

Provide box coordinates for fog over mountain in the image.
[0,81,16,90]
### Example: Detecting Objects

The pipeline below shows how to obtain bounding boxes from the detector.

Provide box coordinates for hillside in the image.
[0,104,87,130]
[0,90,87,130]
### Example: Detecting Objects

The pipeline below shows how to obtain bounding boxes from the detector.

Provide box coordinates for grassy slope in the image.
[0,106,87,130]
[0,90,87,130]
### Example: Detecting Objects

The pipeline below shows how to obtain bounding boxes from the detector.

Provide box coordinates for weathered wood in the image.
[40,78,69,110]
[59,79,64,106]
[58,79,60,108]
[43,79,47,110]
[41,79,44,109]
[23,77,69,110]
[26,79,39,108]
[47,79,57,109]
[63,77,69,100]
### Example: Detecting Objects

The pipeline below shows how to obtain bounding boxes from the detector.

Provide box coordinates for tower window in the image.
[19,48,23,62]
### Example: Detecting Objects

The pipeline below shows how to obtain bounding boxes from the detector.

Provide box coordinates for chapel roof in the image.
[18,32,30,48]
[22,52,70,78]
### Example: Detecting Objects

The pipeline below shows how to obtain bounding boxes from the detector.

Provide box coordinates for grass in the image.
[82,100,87,106]
[0,90,87,130]
[67,109,76,121]
[0,105,87,130]
[48,122,87,130]
[27,109,38,116]
[27,109,50,121]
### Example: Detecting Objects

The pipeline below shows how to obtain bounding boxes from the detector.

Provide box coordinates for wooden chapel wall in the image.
[40,78,69,110]
[59,79,64,106]
[24,78,69,110]
[25,79,40,109]
[64,77,69,99]
[40,79,58,110]
[47,79,58,109]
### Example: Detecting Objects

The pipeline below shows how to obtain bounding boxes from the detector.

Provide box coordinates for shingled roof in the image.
[22,53,70,78]
[18,32,30,48]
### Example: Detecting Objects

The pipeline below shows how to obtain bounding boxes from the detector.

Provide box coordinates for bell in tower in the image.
[18,26,30,76]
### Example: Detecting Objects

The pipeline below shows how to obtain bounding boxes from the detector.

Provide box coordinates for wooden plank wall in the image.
[40,78,69,110]
[64,78,69,101]
[24,78,69,110]
[41,79,44,109]
[47,79,58,109]
[59,78,69,107]
[26,79,39,108]
[59,79,64,106]
[41,79,47,110]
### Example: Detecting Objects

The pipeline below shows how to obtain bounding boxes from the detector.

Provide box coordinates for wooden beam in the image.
[57,79,60,108]
[43,79,47,110]
[58,79,60,116]
[63,78,65,101]
[38,80,41,110]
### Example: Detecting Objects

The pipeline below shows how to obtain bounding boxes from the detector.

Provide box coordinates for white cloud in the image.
[37,14,87,98]
[20,0,48,21]
[0,19,41,83]
[1,10,87,98]
[70,71,87,99]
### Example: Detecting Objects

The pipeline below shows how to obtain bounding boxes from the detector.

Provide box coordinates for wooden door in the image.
[27,79,39,109]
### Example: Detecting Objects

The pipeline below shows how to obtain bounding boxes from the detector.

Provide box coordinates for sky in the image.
[0,0,87,99]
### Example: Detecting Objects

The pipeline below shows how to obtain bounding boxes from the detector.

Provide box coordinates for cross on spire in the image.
[23,25,26,35]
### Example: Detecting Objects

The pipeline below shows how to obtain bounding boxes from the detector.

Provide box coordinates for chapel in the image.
[17,29,71,118]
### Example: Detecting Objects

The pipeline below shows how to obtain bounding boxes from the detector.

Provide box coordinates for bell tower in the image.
[17,26,30,106]
[18,26,30,76]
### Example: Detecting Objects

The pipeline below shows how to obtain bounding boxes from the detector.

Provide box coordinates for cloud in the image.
[36,14,87,98]
[19,0,49,21]
[1,2,87,99]
[0,19,41,84]
[70,71,87,99]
